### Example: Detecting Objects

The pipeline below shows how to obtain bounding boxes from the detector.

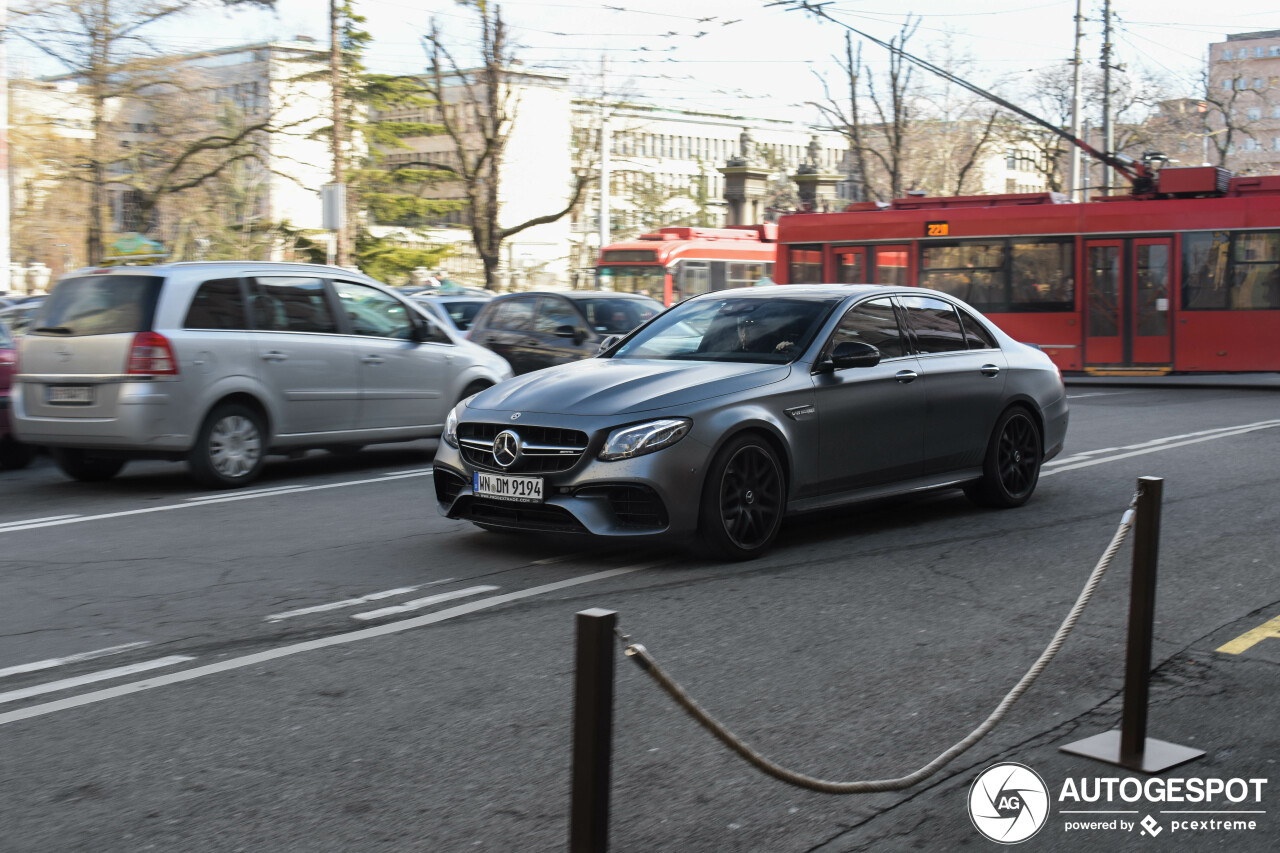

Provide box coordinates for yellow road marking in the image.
[1216,615,1280,655]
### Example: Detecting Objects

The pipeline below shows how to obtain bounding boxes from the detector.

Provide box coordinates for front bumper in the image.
[433,411,712,539]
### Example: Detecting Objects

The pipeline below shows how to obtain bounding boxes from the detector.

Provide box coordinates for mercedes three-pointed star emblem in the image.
[493,430,521,468]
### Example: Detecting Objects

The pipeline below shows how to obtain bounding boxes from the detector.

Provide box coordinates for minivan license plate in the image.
[473,471,543,503]
[46,385,94,405]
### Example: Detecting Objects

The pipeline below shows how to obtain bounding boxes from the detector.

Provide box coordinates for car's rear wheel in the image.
[51,448,126,482]
[965,406,1042,508]
[189,403,266,489]
[698,434,786,560]
[0,436,34,471]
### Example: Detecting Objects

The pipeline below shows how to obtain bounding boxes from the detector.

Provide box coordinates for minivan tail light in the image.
[126,331,178,375]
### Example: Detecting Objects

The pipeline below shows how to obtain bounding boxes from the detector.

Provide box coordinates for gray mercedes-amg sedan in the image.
[433,285,1068,559]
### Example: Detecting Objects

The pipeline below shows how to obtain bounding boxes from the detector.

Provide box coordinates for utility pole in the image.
[1,0,10,287]
[329,0,348,266]
[1068,0,1084,202]
[1100,0,1114,196]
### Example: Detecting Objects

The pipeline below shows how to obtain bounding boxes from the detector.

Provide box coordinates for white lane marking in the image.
[351,585,500,621]
[267,585,432,622]
[532,553,588,565]
[0,514,80,530]
[0,564,661,728]
[0,656,195,705]
[1066,392,1121,399]
[382,468,434,476]
[1042,420,1280,477]
[185,484,306,502]
[0,642,152,680]
[0,471,434,535]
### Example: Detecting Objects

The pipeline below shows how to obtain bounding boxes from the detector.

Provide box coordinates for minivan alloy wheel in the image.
[208,414,262,478]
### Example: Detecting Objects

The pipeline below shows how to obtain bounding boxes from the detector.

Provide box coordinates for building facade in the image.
[1209,30,1280,174]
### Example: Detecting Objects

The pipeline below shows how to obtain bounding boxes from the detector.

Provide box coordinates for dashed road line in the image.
[0,642,152,680]
[0,656,195,705]
[0,564,662,727]
[0,514,80,530]
[351,585,500,621]
[266,584,444,622]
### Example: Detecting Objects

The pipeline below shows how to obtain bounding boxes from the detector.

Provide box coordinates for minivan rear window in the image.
[30,275,162,337]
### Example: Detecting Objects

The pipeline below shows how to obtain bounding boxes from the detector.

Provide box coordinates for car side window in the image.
[957,306,998,350]
[827,297,906,358]
[332,280,414,340]
[184,278,248,330]
[489,296,536,331]
[535,297,581,334]
[899,295,967,354]
[250,277,338,334]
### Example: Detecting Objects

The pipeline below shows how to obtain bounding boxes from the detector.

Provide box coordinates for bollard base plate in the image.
[1060,730,1205,774]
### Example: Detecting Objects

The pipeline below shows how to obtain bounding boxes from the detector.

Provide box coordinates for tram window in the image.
[836,251,866,284]
[1182,231,1230,309]
[677,261,711,298]
[1230,231,1280,309]
[727,262,769,288]
[788,245,824,284]
[919,241,1004,310]
[1010,240,1074,312]
[899,295,967,354]
[874,248,909,287]
[710,261,727,292]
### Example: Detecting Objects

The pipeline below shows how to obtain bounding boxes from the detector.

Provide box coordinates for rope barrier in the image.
[620,497,1140,794]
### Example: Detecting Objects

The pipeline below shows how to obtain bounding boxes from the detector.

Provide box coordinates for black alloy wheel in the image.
[965,407,1042,508]
[699,434,786,560]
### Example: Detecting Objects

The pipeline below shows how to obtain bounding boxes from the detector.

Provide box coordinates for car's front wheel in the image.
[51,448,126,482]
[965,406,1042,508]
[698,434,786,561]
[189,403,266,489]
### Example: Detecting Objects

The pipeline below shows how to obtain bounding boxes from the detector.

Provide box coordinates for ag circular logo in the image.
[968,762,1050,844]
[492,430,521,469]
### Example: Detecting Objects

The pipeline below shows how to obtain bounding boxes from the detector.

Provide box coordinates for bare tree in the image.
[9,0,278,264]
[422,1,591,290]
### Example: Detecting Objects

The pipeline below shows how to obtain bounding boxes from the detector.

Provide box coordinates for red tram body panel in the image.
[775,171,1280,374]
[596,225,777,306]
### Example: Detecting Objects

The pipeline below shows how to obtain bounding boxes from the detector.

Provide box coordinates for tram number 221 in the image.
[925,221,949,237]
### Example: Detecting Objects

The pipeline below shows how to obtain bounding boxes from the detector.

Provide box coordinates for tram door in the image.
[1083,237,1173,368]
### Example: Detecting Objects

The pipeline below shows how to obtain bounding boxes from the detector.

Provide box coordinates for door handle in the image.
[260,351,288,362]
[980,364,1001,377]
[362,355,385,365]
[895,370,918,383]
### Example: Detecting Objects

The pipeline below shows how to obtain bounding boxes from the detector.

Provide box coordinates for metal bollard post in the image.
[570,609,617,853]
[1061,477,1204,773]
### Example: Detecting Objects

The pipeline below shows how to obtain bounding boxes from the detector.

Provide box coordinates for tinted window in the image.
[535,297,581,333]
[900,295,967,354]
[440,299,486,331]
[31,275,162,337]
[1231,231,1280,309]
[828,298,905,359]
[184,278,248,330]
[578,297,661,334]
[1010,240,1074,311]
[333,280,414,340]
[1181,231,1229,309]
[487,297,536,331]
[957,307,998,349]
[250,277,338,334]
[919,241,1004,310]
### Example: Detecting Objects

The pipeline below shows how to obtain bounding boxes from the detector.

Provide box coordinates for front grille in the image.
[577,485,669,530]
[453,496,587,533]
[433,467,467,505]
[458,422,589,474]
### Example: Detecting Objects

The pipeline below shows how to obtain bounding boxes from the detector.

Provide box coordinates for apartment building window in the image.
[1255,78,1266,89]
[1273,106,1280,119]
[1244,138,1261,151]
[1248,107,1262,120]
[1255,46,1266,57]
[1273,138,1280,151]
[1223,49,1233,60]
[1272,46,1280,56]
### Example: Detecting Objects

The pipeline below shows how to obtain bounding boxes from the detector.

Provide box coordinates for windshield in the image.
[31,275,162,337]
[597,265,665,299]
[577,297,662,334]
[611,295,835,364]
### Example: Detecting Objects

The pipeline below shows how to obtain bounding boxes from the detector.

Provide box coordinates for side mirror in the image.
[597,334,622,354]
[830,340,881,369]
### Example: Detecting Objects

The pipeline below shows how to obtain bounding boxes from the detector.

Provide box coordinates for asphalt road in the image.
[0,386,1276,852]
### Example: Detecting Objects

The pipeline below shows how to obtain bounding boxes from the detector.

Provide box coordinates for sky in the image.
[11,1,1280,124]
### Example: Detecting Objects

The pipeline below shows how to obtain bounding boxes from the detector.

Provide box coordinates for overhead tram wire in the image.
[768,0,1149,187]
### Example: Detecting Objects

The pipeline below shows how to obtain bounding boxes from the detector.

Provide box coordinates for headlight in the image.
[444,404,461,448]
[598,418,691,461]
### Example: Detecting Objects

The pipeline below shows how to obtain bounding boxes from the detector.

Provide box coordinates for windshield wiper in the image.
[32,326,73,335]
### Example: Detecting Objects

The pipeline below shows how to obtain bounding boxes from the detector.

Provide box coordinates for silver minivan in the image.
[13,262,512,487]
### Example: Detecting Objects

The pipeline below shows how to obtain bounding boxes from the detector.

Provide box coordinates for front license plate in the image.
[46,385,94,405]
[473,471,543,503]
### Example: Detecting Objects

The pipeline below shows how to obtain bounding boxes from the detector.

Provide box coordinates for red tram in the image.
[596,225,777,306]
[775,166,1280,374]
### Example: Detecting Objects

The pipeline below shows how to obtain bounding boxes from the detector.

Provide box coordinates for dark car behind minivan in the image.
[468,290,662,375]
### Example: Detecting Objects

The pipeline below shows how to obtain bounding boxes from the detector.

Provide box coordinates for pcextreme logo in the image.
[968,763,1051,844]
